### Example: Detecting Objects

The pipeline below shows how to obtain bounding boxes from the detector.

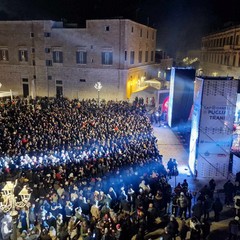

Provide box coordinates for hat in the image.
[235,216,239,221]
[116,224,121,230]
[180,192,184,196]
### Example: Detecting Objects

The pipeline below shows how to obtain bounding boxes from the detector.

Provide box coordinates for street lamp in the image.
[0,181,31,240]
[94,82,103,107]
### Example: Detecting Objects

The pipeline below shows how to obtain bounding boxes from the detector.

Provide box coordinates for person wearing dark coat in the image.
[201,219,211,239]
[161,227,172,240]
[224,180,235,206]
[228,216,240,240]
[212,197,223,222]
[120,196,131,214]
[179,219,189,240]
[18,209,28,233]
[185,191,193,218]
[203,195,213,220]
[166,215,179,240]
[46,212,56,229]
[192,200,203,221]
[146,203,157,231]
[39,228,51,240]
[208,179,216,198]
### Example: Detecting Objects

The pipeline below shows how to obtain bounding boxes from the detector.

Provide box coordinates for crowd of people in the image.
[0,97,239,240]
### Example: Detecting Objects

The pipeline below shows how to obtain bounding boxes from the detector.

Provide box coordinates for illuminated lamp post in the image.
[94,82,103,107]
[0,181,31,240]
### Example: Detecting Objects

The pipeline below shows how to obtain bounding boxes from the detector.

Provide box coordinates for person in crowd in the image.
[179,218,189,240]
[208,179,216,198]
[201,218,211,239]
[192,200,203,221]
[166,215,179,240]
[39,228,51,240]
[146,203,157,231]
[178,192,188,219]
[48,226,57,240]
[233,190,240,217]
[161,227,172,240]
[181,179,188,193]
[185,190,193,218]
[171,193,179,217]
[228,216,240,240]
[189,217,201,240]
[174,183,183,196]
[18,208,28,234]
[212,197,223,222]
[203,195,213,221]
[224,180,235,207]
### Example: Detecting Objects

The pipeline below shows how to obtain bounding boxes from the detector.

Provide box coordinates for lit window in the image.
[19,50,28,62]
[0,49,9,61]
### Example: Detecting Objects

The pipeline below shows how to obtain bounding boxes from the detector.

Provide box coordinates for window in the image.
[19,50,28,62]
[233,55,236,66]
[45,48,51,53]
[46,60,52,66]
[138,51,142,63]
[145,51,148,62]
[30,32,34,38]
[101,51,113,65]
[31,48,35,53]
[79,79,86,82]
[131,26,134,33]
[105,26,110,31]
[76,51,87,64]
[44,32,51,37]
[0,49,9,61]
[151,51,154,61]
[32,60,35,66]
[130,51,135,64]
[152,31,155,40]
[236,35,239,45]
[53,50,63,63]
[48,75,52,80]
[56,80,63,85]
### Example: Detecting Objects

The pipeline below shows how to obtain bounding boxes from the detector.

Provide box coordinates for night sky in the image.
[1,0,240,57]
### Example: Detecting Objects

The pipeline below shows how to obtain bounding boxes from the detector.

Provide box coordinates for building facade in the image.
[0,19,157,100]
[201,25,240,78]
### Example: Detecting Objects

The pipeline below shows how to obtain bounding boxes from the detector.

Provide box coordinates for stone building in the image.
[201,24,240,78]
[0,19,157,100]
